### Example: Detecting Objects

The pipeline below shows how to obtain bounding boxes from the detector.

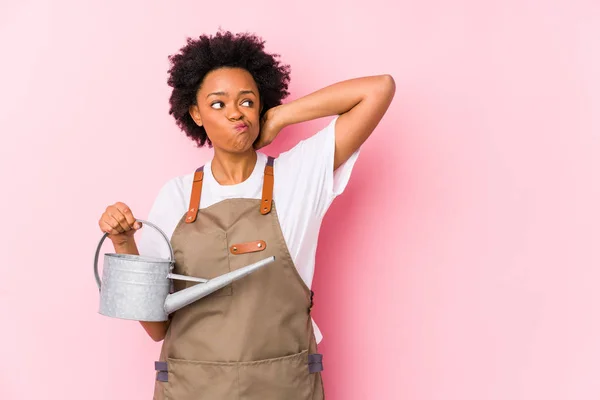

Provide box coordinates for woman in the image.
[98,31,395,400]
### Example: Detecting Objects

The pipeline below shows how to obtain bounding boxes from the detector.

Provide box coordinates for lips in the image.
[234,123,248,132]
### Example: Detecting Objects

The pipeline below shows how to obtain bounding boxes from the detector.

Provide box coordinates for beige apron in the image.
[153,157,325,400]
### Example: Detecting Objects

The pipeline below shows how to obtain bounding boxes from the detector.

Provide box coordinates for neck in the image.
[211,148,258,185]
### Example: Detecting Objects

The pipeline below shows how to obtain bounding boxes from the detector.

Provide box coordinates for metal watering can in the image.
[94,219,274,321]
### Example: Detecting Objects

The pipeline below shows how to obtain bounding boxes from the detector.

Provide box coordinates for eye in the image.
[241,99,254,107]
[211,101,224,109]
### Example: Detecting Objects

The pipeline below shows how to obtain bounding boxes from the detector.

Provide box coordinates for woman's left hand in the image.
[254,106,284,150]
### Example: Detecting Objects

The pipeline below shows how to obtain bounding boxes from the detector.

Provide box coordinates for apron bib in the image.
[153,157,324,400]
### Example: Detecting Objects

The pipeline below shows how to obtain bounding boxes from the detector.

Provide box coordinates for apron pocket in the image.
[165,357,238,400]
[174,229,233,297]
[238,350,314,400]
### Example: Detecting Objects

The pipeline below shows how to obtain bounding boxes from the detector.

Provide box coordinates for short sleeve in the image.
[276,116,361,219]
[136,177,187,260]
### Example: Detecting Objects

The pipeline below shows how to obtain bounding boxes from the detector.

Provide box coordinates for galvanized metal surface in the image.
[93,219,275,322]
[94,219,175,321]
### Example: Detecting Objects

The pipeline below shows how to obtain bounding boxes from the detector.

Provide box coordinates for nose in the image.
[226,103,243,120]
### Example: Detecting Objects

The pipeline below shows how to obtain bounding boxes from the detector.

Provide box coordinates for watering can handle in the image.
[93,219,175,291]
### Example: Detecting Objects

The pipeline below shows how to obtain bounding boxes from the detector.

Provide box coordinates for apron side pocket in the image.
[238,350,314,400]
[165,357,238,400]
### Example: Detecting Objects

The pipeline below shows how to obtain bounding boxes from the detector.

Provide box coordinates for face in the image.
[189,67,262,153]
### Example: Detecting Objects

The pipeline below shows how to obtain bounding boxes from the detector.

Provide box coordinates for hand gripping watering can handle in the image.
[93,219,175,291]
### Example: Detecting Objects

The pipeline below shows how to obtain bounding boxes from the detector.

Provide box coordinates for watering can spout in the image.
[163,256,275,314]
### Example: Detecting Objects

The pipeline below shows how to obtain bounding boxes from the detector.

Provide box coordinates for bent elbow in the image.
[380,74,396,96]
[151,333,165,342]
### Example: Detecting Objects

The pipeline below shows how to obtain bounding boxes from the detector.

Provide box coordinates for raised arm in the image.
[261,75,395,170]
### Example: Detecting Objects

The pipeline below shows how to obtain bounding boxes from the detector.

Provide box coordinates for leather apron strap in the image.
[185,166,204,224]
[261,156,275,215]
[185,157,276,224]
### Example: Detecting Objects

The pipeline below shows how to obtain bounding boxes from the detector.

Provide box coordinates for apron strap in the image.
[185,166,204,224]
[187,156,274,222]
[261,156,275,215]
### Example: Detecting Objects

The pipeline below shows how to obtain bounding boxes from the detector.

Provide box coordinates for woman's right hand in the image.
[98,202,143,246]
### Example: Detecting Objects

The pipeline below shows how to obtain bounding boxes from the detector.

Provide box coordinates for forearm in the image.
[112,239,169,342]
[274,75,393,127]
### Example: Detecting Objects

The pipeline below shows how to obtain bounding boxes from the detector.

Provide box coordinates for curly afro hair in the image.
[167,31,291,147]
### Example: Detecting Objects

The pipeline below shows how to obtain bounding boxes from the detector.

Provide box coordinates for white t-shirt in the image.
[138,116,360,343]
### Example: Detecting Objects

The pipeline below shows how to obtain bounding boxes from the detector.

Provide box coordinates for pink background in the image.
[1,1,599,399]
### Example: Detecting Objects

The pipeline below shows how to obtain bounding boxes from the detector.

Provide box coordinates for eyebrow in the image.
[206,90,256,99]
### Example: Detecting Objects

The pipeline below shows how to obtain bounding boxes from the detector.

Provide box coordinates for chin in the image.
[228,142,255,153]
[233,136,258,151]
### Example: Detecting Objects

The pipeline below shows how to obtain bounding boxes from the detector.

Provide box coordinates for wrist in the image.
[270,104,293,130]
[111,237,138,254]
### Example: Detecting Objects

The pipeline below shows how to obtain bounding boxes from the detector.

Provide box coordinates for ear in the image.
[189,104,203,127]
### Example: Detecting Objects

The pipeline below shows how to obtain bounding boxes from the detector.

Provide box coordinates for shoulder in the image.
[145,172,194,227]
[272,117,339,217]
[273,115,360,217]
[138,173,192,257]
[275,116,339,169]
[156,173,192,209]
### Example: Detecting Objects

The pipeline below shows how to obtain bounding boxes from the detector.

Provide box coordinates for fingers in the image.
[99,202,141,236]
[99,219,117,235]
[253,134,268,150]
[109,209,130,233]
[114,202,141,230]
[99,215,124,235]
[255,112,279,150]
